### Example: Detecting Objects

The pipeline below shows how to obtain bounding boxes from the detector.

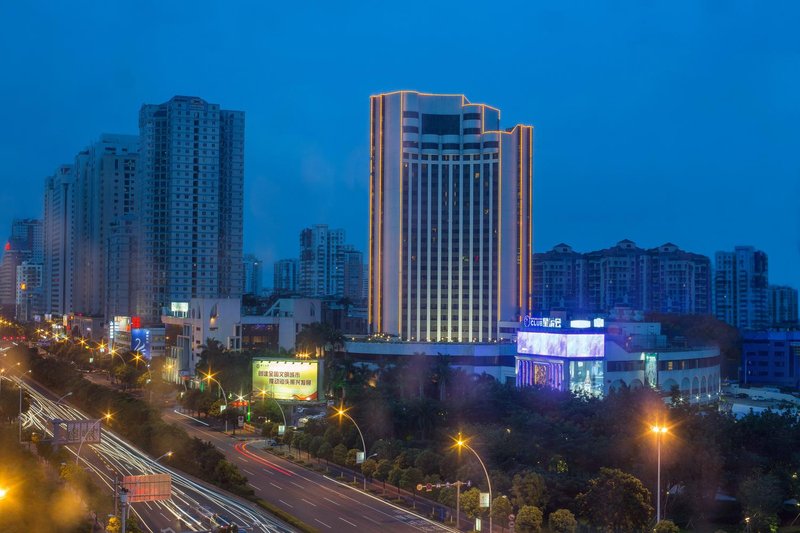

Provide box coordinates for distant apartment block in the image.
[243,253,263,295]
[769,285,799,326]
[533,240,711,315]
[742,330,800,388]
[714,246,769,330]
[273,258,298,293]
[136,96,244,324]
[298,225,361,299]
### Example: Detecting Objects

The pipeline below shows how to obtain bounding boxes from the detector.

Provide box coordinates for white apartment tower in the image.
[74,134,138,320]
[714,246,769,330]
[136,96,244,323]
[43,165,77,316]
[298,225,346,297]
[369,91,533,341]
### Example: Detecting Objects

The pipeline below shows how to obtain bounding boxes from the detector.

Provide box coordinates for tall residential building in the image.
[532,244,586,312]
[714,246,769,330]
[273,259,298,293]
[368,91,533,342]
[532,241,711,315]
[298,225,346,297]
[74,134,139,320]
[768,285,798,326]
[43,165,77,316]
[135,96,244,323]
[342,249,364,302]
[0,219,43,315]
[243,254,263,295]
[16,262,43,321]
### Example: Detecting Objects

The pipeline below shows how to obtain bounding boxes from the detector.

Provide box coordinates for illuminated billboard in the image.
[517,331,605,358]
[252,359,320,401]
[131,328,151,360]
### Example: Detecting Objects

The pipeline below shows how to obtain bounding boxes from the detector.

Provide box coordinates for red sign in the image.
[122,473,172,502]
[131,316,141,329]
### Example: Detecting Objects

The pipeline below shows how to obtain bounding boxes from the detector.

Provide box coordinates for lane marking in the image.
[339,517,358,527]
[248,483,260,491]
[171,409,209,426]
[279,499,293,508]
[362,514,381,525]
[243,469,256,476]
[323,497,341,506]
[290,481,303,489]
[301,498,317,507]
[261,468,275,476]
[270,482,283,490]
[315,519,332,529]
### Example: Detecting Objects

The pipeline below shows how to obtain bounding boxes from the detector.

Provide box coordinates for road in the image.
[14,374,295,533]
[163,409,459,532]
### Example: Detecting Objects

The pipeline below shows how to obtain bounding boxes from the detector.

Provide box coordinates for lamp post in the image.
[202,371,227,407]
[454,433,492,533]
[76,413,112,465]
[651,425,669,524]
[154,451,173,463]
[334,405,367,490]
[258,388,287,429]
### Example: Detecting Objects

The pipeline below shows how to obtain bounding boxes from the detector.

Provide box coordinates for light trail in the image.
[14,375,295,533]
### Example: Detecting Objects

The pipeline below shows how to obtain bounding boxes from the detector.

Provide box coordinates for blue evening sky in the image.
[0,2,797,286]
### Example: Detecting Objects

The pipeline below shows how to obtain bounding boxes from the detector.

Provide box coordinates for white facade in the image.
[243,297,322,352]
[369,91,533,342]
[162,298,242,383]
[137,96,244,324]
[43,165,77,316]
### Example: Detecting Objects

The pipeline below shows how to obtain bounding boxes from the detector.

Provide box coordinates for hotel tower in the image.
[369,91,533,342]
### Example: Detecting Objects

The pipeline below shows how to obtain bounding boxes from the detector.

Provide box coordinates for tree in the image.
[332,443,348,465]
[511,470,548,509]
[361,458,378,480]
[653,520,680,533]
[399,467,425,507]
[490,495,513,531]
[317,441,333,462]
[374,459,393,494]
[739,472,782,533]
[548,509,577,533]
[576,468,653,533]
[515,505,543,533]
[460,487,484,520]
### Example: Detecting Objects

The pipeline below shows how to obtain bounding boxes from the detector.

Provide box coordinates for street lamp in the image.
[453,433,493,533]
[257,388,287,429]
[651,424,669,524]
[333,405,367,490]
[154,451,173,463]
[0,486,7,500]
[75,413,112,465]
[202,371,227,407]
[55,391,74,405]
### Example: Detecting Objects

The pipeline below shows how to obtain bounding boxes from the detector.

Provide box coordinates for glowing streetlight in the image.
[0,486,7,500]
[332,405,367,490]
[651,424,669,523]
[154,451,173,463]
[202,371,227,407]
[452,433,493,532]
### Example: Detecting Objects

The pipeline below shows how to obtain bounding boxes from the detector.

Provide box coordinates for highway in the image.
[13,373,295,533]
[164,409,459,532]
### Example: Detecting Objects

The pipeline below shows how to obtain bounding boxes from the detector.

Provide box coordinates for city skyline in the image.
[1,3,798,288]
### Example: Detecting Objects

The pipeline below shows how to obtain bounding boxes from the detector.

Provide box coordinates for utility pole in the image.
[456,481,461,530]
[119,487,129,533]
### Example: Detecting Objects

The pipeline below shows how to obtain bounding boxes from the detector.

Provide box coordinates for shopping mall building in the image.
[515,317,721,402]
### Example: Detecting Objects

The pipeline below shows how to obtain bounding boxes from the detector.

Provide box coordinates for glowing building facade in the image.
[368,91,533,342]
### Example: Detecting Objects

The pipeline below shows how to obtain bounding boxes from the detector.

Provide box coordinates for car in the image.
[264,438,277,446]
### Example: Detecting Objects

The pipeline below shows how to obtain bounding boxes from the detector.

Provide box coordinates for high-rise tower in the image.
[136,96,244,323]
[368,92,533,342]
